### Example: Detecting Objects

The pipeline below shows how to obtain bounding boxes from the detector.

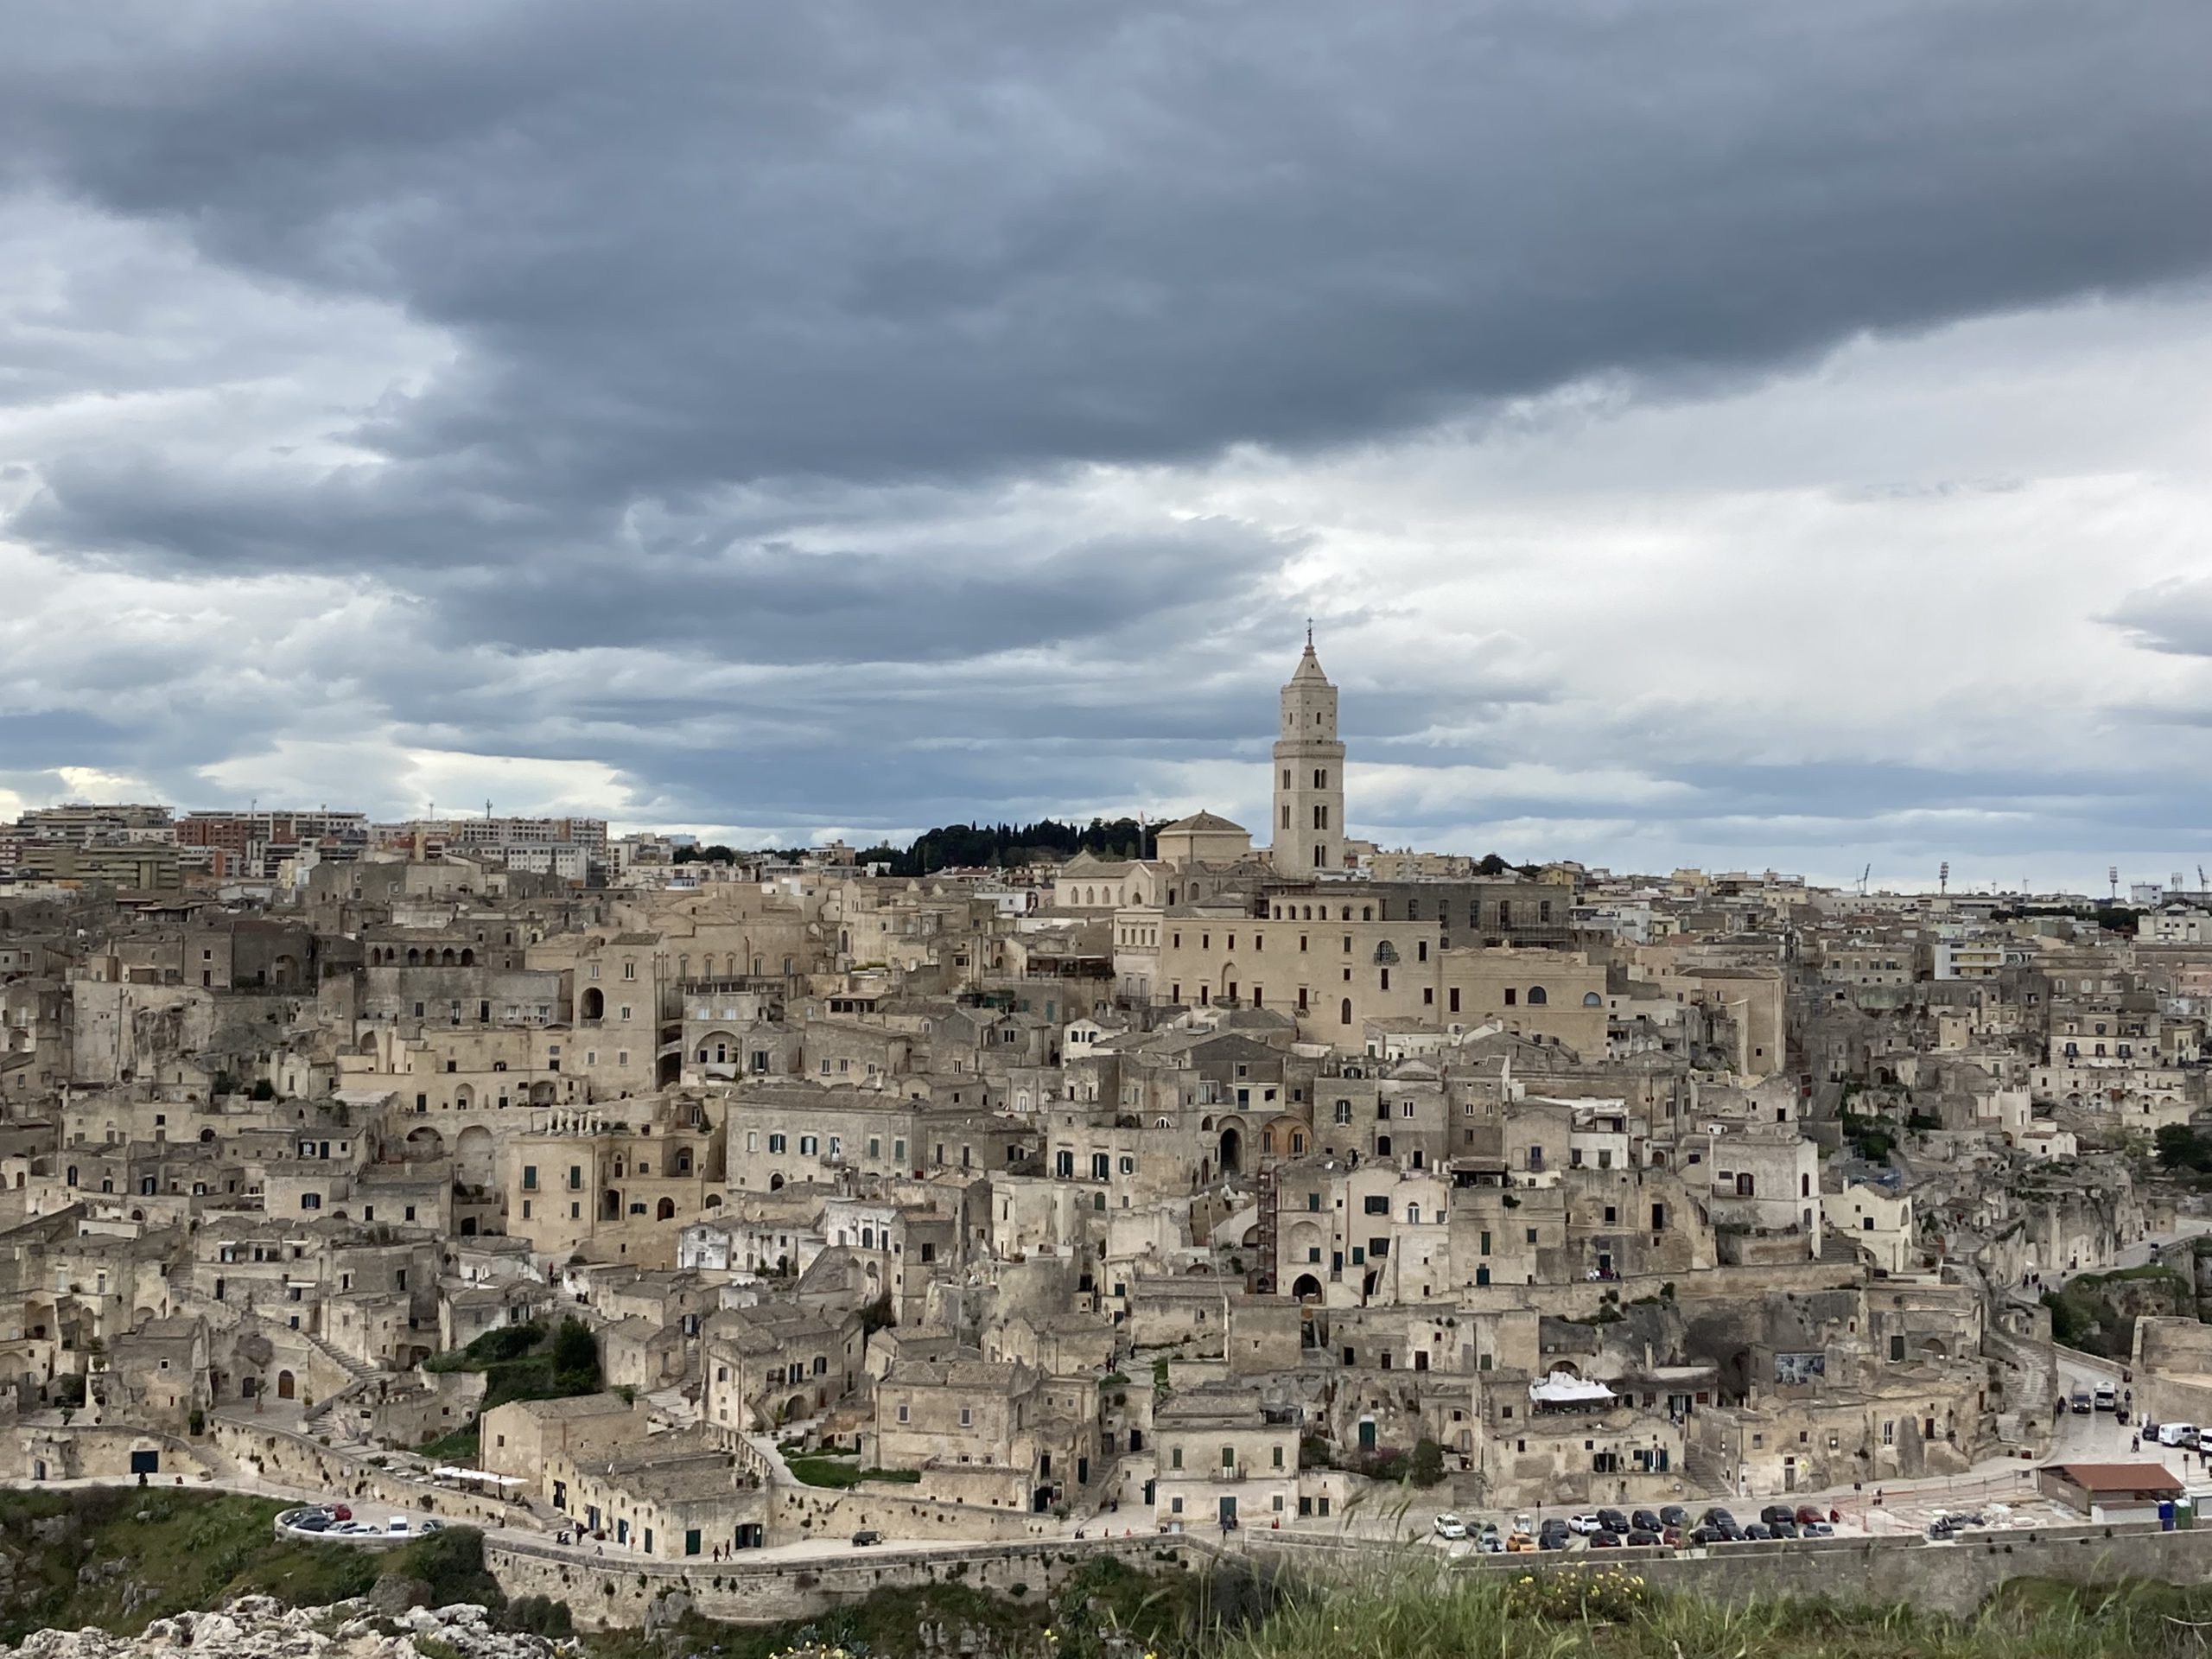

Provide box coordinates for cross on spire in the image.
[1305,617,1313,647]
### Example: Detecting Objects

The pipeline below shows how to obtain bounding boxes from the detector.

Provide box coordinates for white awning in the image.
[430,1465,524,1485]
[1529,1372,1615,1406]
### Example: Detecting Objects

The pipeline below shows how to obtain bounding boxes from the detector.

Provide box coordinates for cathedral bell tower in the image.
[1272,626,1345,873]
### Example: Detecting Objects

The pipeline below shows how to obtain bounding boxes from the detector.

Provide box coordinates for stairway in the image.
[1819,1230,1866,1268]
[299,1325,380,1386]
[1677,1439,1732,1500]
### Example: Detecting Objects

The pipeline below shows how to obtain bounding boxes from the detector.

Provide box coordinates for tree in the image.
[2155,1124,2212,1173]
[1408,1438,1446,1487]
[550,1317,601,1390]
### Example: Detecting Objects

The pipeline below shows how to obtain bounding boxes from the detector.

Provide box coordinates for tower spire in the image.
[1306,616,1313,648]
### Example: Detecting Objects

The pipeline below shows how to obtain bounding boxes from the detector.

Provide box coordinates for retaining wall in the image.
[485,1532,1204,1630]
[1248,1519,2212,1619]
[210,1419,522,1529]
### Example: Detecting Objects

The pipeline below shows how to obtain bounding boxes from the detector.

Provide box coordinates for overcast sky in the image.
[3,3,2210,890]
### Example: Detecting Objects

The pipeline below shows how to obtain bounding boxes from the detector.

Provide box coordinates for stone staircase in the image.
[299,1325,380,1388]
[1677,1439,1732,1500]
[1819,1230,1866,1268]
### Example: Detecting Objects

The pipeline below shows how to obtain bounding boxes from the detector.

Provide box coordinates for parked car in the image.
[1596,1508,1629,1535]
[1505,1531,1537,1553]
[417,1520,443,1534]
[1795,1504,1828,1527]
[1768,1520,1799,1538]
[2158,1421,2198,1448]
[1688,1526,1729,1546]
[1567,1513,1604,1535]
[1475,1531,1503,1554]
[1433,1513,1468,1540]
[332,1504,353,1522]
[1538,1531,1569,1551]
[1588,1530,1621,1548]
[1801,1522,1834,1538]
[851,1529,881,1547]
[1660,1526,1683,1548]
[1742,1523,1772,1541]
[1625,1529,1660,1548]
[1631,1510,1662,1533]
[289,1514,332,1532]
[385,1518,411,1535]
[1700,1507,1737,1529]
[1659,1505,1688,1530]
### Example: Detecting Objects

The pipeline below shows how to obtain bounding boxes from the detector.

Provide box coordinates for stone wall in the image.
[1249,1518,2212,1620]
[209,1418,521,1529]
[771,1481,1081,1546]
[0,1424,218,1483]
[485,1532,1203,1630]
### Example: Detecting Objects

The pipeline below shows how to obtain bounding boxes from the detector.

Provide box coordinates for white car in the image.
[1567,1513,1604,1536]
[1432,1513,1468,1540]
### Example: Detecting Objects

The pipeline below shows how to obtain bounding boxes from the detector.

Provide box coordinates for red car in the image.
[1794,1504,1826,1527]
[332,1504,352,1522]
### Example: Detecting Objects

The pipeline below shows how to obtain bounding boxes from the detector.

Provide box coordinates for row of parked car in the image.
[286,1503,443,1539]
[1433,1503,1840,1551]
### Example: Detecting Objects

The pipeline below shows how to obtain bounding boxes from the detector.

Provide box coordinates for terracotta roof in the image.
[1157,810,1248,836]
[2045,1461,2183,1494]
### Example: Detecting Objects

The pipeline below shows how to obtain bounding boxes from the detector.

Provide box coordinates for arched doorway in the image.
[581,988,605,1021]
[276,1370,296,1401]
[1218,1126,1243,1176]
[1291,1273,1321,1300]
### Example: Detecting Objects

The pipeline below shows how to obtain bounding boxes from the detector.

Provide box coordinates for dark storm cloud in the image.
[7,1,2212,549]
[416,520,1304,658]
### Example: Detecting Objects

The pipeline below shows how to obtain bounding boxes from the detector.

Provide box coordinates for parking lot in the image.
[276,1502,447,1545]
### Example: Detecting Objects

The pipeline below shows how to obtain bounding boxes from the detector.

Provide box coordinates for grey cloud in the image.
[4,2,2212,874]
[2104,577,2212,658]
[7,1,2212,545]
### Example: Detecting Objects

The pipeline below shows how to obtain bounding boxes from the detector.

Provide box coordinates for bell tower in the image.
[1271,625,1345,873]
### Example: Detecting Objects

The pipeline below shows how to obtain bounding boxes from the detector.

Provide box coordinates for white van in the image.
[2094,1384,2117,1412]
[2158,1422,2197,1448]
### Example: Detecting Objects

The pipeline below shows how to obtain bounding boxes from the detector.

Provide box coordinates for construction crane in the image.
[1939,861,1949,896]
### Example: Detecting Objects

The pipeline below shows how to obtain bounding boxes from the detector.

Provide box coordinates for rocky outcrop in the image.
[5,1596,575,1659]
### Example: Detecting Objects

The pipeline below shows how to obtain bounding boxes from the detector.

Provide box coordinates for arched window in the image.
[1527,986,1548,1006]
[1583,992,1603,1007]
[1340,998,1352,1026]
